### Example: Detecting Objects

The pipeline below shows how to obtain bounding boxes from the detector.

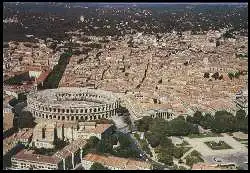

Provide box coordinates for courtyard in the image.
[183,133,248,165]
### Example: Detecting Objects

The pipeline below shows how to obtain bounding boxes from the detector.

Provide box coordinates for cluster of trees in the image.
[186,110,248,133]
[84,133,140,159]
[228,71,244,80]
[42,52,71,89]
[185,150,204,166]
[211,72,223,80]
[4,72,34,85]
[134,133,152,157]
[4,3,248,43]
[90,162,110,170]
[153,135,188,166]
[135,116,199,136]
[203,72,223,80]
[135,116,199,166]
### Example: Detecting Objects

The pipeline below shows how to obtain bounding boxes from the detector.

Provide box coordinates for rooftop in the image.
[79,123,113,134]
[13,149,61,165]
[83,153,151,170]
[192,163,222,170]
[55,138,87,158]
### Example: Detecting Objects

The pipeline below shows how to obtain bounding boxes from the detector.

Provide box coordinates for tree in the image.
[117,133,131,148]
[158,78,162,84]
[235,109,248,132]
[212,111,236,133]
[185,155,202,166]
[135,116,153,132]
[77,58,83,64]
[186,116,194,124]
[174,116,185,121]
[86,136,100,149]
[218,75,223,80]
[216,40,220,47]
[173,147,184,159]
[228,72,234,80]
[211,72,219,80]
[236,109,246,120]
[234,71,240,78]
[158,153,174,166]
[145,132,160,148]
[96,139,113,153]
[160,136,173,148]
[192,111,203,124]
[168,119,199,136]
[200,113,214,129]
[90,162,109,170]
[204,72,210,78]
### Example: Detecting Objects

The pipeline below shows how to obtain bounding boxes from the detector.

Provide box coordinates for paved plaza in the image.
[183,133,248,156]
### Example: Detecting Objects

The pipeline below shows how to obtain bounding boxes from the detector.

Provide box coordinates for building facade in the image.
[82,153,152,170]
[146,109,175,120]
[27,87,120,123]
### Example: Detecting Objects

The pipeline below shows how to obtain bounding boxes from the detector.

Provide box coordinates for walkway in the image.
[173,158,190,170]
[147,139,158,161]
[180,147,195,160]
[183,133,248,157]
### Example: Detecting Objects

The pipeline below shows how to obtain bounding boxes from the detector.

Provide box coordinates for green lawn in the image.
[204,141,232,150]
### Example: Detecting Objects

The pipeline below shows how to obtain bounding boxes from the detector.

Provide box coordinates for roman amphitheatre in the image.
[27,87,120,123]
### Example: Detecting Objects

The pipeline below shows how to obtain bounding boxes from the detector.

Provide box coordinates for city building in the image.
[11,149,63,170]
[146,109,175,120]
[11,137,87,170]
[82,153,152,170]
[3,103,15,135]
[32,121,114,144]
[32,123,55,149]
[192,163,223,170]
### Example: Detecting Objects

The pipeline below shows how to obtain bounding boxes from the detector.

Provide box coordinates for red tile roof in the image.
[192,163,222,170]
[83,153,151,170]
[13,149,61,165]
[54,138,87,159]
[37,71,51,83]
[84,124,113,134]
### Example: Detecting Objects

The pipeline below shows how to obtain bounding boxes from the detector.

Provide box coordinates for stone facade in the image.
[146,109,175,120]
[27,87,120,123]
[32,121,114,145]
[32,123,55,149]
